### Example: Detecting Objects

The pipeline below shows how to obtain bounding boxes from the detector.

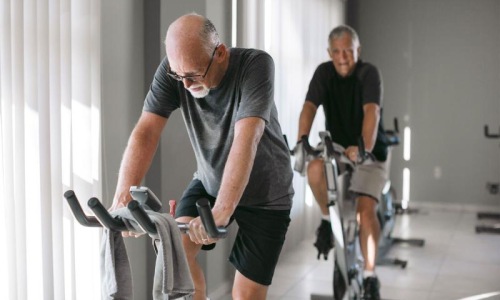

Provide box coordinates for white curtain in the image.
[237,0,345,213]
[0,0,102,299]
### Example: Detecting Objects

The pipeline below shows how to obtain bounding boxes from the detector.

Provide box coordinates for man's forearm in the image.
[362,104,380,152]
[114,132,158,204]
[212,118,264,224]
[113,112,167,206]
[298,101,317,140]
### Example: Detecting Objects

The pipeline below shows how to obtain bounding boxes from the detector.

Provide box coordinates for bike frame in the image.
[318,131,363,300]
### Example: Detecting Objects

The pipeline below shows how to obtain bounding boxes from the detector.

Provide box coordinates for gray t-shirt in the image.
[144,48,293,210]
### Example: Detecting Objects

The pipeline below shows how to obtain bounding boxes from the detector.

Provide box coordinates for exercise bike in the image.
[376,120,425,268]
[290,128,424,300]
[292,132,372,300]
[475,124,500,234]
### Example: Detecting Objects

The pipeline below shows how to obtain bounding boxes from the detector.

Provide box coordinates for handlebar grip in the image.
[88,198,128,231]
[128,200,157,235]
[196,198,227,238]
[301,135,315,155]
[484,125,500,139]
[324,135,335,158]
[64,190,101,227]
[177,222,189,234]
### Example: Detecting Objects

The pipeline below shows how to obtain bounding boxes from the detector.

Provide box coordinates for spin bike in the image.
[376,120,425,267]
[293,131,371,300]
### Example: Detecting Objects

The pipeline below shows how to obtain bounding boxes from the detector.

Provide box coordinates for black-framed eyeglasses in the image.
[167,43,219,82]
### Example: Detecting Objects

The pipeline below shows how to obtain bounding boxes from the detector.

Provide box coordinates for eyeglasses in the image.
[167,43,219,82]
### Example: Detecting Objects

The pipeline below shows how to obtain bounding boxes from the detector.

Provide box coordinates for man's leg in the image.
[229,206,290,300]
[178,217,206,300]
[307,159,329,215]
[175,179,216,300]
[307,158,335,259]
[357,195,381,300]
[357,196,380,272]
[232,271,268,300]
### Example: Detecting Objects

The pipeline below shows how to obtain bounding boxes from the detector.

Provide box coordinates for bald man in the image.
[110,13,294,300]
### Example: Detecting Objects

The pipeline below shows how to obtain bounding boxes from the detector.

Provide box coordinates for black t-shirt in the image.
[305,60,389,161]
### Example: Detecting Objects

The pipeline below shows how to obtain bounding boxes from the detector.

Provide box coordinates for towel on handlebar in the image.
[101,208,194,300]
[101,228,133,300]
[149,212,195,300]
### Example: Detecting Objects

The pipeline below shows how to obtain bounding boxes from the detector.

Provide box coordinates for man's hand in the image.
[109,199,145,238]
[187,216,216,245]
[187,207,230,245]
[344,145,359,162]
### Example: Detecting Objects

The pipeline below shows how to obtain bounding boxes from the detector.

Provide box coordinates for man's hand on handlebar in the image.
[187,207,230,246]
[187,217,217,245]
[344,145,360,163]
[110,198,145,238]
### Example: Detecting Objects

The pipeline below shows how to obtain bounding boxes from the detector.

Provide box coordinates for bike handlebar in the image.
[484,125,500,139]
[64,190,101,227]
[196,198,228,238]
[64,190,227,239]
[88,197,128,231]
[299,132,374,165]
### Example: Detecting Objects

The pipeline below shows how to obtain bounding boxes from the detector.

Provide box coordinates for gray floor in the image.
[221,202,500,300]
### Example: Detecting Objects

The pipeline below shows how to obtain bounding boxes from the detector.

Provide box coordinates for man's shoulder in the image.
[355,60,381,81]
[313,61,335,78]
[231,47,272,60]
[317,61,334,71]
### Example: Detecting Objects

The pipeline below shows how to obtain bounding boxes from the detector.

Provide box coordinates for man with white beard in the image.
[110,13,294,300]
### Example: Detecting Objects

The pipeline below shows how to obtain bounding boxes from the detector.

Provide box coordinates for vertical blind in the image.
[0,0,102,299]
[238,0,345,210]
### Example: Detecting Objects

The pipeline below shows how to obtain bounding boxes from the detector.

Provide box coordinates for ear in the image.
[327,47,333,59]
[357,45,361,57]
[215,43,227,62]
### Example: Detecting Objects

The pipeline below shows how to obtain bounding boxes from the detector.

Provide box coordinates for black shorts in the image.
[176,179,291,286]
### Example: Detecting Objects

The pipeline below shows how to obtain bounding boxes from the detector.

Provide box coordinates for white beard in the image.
[189,86,210,99]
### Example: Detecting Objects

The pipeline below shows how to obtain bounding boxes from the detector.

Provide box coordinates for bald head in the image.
[165,13,219,61]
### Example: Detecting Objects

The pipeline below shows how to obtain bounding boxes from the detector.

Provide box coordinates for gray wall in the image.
[350,0,500,207]
[101,1,151,299]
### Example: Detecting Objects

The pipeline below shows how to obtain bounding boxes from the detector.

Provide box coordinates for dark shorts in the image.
[176,179,291,286]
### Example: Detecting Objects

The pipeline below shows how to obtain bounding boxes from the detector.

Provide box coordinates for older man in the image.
[297,25,388,300]
[111,13,294,300]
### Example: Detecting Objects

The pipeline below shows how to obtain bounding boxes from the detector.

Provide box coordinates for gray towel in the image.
[100,215,133,299]
[148,212,194,300]
[100,208,194,300]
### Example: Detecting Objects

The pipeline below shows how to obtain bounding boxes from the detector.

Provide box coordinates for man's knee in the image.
[232,271,268,300]
[357,196,378,220]
[307,159,325,186]
[181,234,202,260]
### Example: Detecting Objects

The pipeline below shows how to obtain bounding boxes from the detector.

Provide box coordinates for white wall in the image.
[351,0,500,207]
